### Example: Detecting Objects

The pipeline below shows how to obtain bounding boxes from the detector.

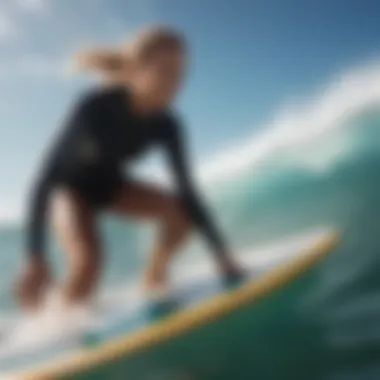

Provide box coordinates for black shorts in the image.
[60,171,125,209]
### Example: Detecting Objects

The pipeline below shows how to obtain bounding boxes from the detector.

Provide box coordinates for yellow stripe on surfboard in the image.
[12,230,341,380]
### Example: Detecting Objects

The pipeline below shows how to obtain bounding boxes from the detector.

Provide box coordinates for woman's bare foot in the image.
[144,274,172,302]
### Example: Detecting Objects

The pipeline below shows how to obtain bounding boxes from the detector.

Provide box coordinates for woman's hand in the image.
[217,253,245,285]
[16,256,52,312]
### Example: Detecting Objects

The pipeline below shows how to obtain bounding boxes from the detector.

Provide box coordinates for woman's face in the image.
[130,48,186,108]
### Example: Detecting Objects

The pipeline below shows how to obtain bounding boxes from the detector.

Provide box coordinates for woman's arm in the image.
[162,116,229,259]
[27,154,58,260]
[19,89,103,310]
[26,91,98,259]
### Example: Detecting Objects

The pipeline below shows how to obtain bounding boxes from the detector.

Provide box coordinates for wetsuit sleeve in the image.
[26,93,96,260]
[162,117,228,257]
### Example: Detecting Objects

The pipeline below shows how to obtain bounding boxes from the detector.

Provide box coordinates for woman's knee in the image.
[164,197,191,235]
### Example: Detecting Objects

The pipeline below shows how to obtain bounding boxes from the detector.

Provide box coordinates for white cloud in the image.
[0,10,17,40]
[17,0,46,12]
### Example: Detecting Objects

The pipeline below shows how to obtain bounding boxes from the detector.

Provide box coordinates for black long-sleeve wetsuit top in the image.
[27,86,227,259]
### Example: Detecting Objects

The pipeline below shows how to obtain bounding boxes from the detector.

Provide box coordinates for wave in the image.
[197,57,380,185]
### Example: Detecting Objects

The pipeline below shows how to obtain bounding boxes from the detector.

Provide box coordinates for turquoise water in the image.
[1,109,380,378]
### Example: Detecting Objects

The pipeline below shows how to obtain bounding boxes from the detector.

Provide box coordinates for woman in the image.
[18,26,242,311]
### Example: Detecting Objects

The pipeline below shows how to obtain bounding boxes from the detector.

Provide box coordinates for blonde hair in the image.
[74,26,186,78]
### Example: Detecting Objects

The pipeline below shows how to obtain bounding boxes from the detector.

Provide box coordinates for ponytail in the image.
[72,26,186,81]
[73,48,126,77]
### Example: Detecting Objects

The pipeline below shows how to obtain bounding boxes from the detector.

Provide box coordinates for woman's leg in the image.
[51,188,103,305]
[112,181,191,289]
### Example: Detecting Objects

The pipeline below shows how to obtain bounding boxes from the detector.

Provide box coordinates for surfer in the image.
[17,26,243,310]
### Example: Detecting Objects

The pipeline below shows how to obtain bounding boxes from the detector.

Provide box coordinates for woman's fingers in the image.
[16,258,52,311]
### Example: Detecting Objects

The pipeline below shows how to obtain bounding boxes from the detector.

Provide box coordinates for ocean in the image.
[1,68,380,378]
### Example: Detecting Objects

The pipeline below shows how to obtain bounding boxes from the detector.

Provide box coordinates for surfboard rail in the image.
[10,230,341,380]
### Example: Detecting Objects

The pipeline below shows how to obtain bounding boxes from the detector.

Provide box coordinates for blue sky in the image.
[0,0,380,220]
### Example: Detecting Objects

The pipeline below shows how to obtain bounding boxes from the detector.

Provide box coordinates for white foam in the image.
[0,290,92,363]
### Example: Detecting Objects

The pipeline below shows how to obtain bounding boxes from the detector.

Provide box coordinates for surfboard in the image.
[0,228,340,380]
